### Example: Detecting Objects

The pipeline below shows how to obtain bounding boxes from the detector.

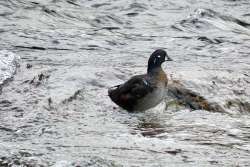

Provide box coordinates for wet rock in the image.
[0,50,19,86]
[167,80,226,112]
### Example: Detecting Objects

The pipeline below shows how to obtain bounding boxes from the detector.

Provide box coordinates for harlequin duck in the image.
[108,49,172,112]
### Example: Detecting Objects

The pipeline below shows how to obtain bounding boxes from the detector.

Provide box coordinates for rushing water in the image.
[0,0,250,166]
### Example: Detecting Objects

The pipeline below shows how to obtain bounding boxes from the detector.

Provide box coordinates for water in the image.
[0,0,250,166]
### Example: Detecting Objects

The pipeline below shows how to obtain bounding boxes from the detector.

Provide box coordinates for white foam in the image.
[0,50,19,85]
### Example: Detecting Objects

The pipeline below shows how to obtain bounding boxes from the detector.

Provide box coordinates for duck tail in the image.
[108,85,121,102]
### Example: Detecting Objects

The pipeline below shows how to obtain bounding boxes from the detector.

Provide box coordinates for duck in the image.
[108,49,172,112]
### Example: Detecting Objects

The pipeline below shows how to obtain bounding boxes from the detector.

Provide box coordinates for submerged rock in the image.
[167,80,226,112]
[166,68,250,113]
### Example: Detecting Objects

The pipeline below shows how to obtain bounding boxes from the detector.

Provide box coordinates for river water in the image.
[0,0,250,166]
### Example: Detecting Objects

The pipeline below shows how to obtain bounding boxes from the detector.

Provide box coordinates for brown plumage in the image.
[108,49,172,112]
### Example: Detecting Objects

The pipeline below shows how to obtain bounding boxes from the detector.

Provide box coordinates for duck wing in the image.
[108,75,154,111]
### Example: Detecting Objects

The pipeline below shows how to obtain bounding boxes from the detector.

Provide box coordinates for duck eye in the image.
[157,55,161,58]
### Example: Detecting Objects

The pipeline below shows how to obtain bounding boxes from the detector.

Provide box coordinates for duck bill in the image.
[165,56,173,61]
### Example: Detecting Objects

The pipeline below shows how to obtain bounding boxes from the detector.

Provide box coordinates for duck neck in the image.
[147,66,163,76]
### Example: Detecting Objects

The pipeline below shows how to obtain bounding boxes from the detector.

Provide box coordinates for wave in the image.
[173,8,250,35]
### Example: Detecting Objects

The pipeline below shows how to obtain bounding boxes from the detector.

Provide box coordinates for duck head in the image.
[147,49,172,73]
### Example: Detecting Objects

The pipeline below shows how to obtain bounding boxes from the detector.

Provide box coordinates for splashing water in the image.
[0,0,250,166]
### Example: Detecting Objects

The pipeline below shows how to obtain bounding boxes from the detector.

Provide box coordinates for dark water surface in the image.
[0,0,250,166]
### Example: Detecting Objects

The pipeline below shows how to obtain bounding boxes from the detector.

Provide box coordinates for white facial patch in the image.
[157,55,161,58]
